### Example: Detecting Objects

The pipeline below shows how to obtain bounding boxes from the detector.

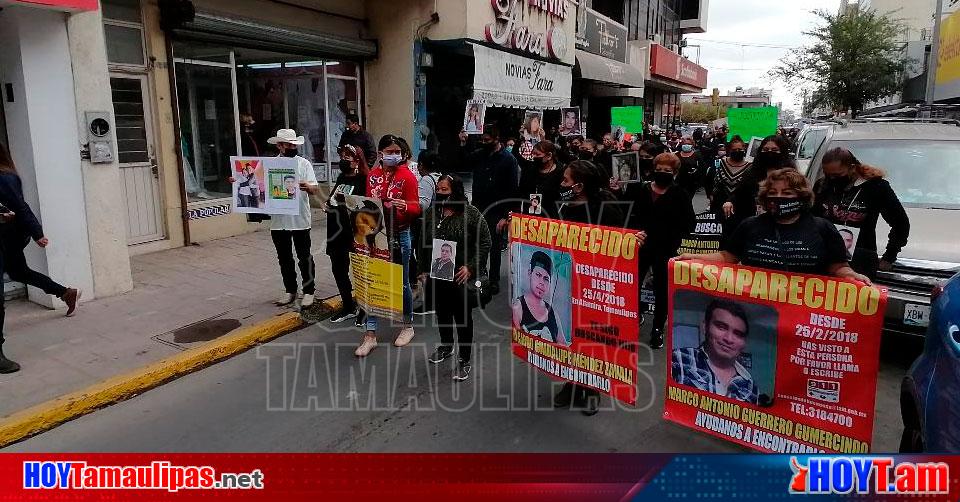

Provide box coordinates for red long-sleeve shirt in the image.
[367,163,422,231]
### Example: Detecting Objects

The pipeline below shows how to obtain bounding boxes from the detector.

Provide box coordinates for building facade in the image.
[686,87,772,108]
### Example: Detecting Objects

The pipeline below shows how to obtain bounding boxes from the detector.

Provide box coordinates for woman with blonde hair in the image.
[681,168,869,284]
[814,147,909,280]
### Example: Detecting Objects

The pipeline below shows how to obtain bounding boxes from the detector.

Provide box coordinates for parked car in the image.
[900,272,960,452]
[804,119,960,337]
[793,124,831,175]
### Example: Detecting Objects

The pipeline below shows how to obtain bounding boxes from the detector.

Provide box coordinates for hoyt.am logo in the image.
[789,457,949,495]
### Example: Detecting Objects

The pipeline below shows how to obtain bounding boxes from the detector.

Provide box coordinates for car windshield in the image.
[831,140,960,208]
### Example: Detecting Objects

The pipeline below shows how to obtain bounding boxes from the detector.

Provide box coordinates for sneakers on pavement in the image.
[330,308,359,323]
[553,382,574,408]
[428,346,454,364]
[453,358,472,381]
[0,349,20,374]
[275,292,295,306]
[579,387,601,416]
[394,327,415,347]
[355,334,378,357]
[649,328,664,350]
[300,294,315,308]
[355,310,367,328]
[61,288,81,317]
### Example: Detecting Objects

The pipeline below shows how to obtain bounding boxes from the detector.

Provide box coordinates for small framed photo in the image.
[463,100,486,135]
[560,107,582,137]
[528,193,543,215]
[613,152,640,183]
[430,239,458,281]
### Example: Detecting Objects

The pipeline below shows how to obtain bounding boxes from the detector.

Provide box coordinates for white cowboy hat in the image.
[267,129,305,145]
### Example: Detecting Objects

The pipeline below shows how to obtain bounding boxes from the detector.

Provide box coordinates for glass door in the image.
[174,54,239,202]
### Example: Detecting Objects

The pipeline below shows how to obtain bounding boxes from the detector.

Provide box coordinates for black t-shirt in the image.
[723,212,848,275]
[326,173,368,255]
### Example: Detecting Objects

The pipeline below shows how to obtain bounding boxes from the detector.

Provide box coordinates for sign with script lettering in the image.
[485,0,570,61]
[472,43,573,109]
[576,7,627,63]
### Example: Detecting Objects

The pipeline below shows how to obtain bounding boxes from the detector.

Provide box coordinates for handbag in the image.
[466,270,493,309]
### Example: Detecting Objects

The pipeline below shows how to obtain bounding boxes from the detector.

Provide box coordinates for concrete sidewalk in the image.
[0,215,338,419]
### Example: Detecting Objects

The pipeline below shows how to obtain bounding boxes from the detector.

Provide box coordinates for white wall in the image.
[0,6,97,306]
[860,0,937,41]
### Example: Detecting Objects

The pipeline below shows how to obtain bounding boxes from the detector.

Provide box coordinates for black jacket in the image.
[467,146,520,222]
[557,192,629,228]
[325,172,368,255]
[0,172,43,244]
[515,163,565,218]
[619,182,696,257]
[338,128,377,166]
[813,177,910,268]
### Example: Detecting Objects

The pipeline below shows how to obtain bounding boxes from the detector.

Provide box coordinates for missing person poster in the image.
[230,156,300,215]
[509,214,642,405]
[663,259,887,453]
[676,211,724,255]
[345,195,403,320]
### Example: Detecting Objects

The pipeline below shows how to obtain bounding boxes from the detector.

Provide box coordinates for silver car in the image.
[805,119,960,336]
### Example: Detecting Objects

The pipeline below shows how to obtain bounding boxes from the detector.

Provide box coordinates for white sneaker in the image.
[394,327,415,347]
[301,294,315,307]
[275,293,295,306]
[355,334,378,357]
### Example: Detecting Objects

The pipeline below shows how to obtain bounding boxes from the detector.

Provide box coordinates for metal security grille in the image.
[110,77,150,164]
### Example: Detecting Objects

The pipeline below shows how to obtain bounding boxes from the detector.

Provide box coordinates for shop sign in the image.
[576,8,627,63]
[188,204,232,220]
[936,9,960,100]
[12,0,97,10]
[485,0,570,61]
[472,43,572,109]
[649,43,708,89]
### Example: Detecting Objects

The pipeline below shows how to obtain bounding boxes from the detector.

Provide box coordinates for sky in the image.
[685,0,842,112]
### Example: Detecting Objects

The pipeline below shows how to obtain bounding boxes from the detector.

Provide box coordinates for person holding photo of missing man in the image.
[430,242,456,281]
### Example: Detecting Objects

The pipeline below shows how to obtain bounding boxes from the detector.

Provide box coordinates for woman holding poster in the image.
[681,169,870,283]
[552,160,642,416]
[355,135,422,358]
[418,175,491,381]
[325,145,369,323]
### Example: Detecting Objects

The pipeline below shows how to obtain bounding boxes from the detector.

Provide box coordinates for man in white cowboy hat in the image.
[267,128,320,307]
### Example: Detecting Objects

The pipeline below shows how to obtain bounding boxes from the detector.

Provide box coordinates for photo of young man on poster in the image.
[671,297,778,406]
[511,249,570,346]
[559,107,582,137]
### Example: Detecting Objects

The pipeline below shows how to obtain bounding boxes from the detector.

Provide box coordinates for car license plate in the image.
[903,303,931,327]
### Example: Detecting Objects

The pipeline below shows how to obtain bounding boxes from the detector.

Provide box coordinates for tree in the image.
[771,9,909,116]
[681,103,727,124]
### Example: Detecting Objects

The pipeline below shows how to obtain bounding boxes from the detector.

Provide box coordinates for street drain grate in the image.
[171,318,242,344]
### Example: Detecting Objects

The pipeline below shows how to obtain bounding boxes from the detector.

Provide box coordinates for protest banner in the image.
[726,106,779,142]
[509,214,641,405]
[340,195,404,320]
[230,156,300,215]
[611,106,644,134]
[676,210,724,255]
[663,259,887,453]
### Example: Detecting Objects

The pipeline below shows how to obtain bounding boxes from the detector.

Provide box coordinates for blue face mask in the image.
[505,146,514,153]
[382,154,403,167]
[681,144,694,153]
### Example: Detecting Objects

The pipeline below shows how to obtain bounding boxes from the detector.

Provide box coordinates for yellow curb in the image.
[0,295,340,448]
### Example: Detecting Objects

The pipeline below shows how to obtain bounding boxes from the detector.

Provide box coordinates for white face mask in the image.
[382,154,403,167]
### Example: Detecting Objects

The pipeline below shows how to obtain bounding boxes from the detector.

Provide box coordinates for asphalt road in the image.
[7,285,921,453]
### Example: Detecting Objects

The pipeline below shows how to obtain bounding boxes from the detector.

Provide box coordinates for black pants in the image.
[487,218,503,287]
[328,249,355,312]
[271,230,315,295]
[433,280,474,362]
[1,239,68,298]
[638,252,669,332]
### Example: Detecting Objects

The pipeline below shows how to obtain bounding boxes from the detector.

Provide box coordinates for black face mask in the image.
[652,171,674,187]
[728,150,746,162]
[638,158,654,173]
[532,157,546,169]
[338,159,355,173]
[768,197,805,219]
[558,184,578,201]
[282,148,299,158]
[827,175,851,188]
[578,151,595,161]
[755,151,783,168]
[481,142,497,153]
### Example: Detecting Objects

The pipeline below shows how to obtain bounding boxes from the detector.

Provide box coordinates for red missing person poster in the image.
[509,215,641,405]
[663,259,887,453]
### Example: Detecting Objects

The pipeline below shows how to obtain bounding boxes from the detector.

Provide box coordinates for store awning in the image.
[166,10,377,59]
[471,43,572,109]
[574,50,645,88]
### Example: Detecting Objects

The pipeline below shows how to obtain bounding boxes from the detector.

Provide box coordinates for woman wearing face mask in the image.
[516,140,565,218]
[676,136,705,199]
[706,136,755,236]
[554,160,644,416]
[326,145,369,323]
[419,175,491,381]
[681,169,870,283]
[613,153,695,349]
[356,135,423,357]
[813,148,909,280]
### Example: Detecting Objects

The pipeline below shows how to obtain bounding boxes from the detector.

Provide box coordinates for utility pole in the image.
[926,0,945,106]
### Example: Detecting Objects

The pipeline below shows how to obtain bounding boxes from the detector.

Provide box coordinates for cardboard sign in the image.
[611,106,644,134]
[727,107,779,142]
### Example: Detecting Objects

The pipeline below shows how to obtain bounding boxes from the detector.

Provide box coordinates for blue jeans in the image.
[366,229,413,332]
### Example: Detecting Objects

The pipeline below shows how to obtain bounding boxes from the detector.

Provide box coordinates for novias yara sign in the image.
[485,0,569,61]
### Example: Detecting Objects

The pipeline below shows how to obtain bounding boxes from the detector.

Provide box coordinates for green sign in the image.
[610,106,645,133]
[727,106,779,142]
